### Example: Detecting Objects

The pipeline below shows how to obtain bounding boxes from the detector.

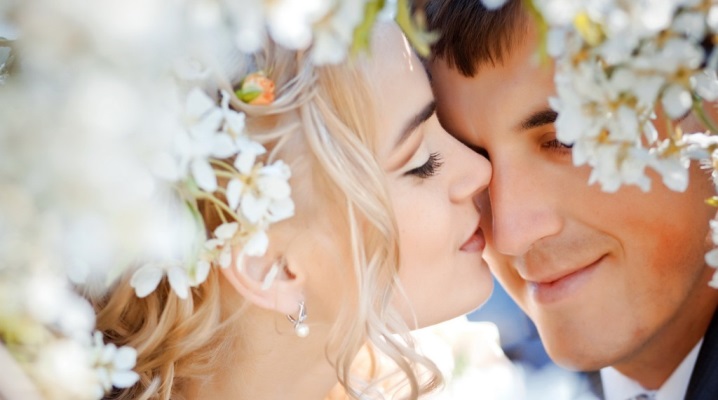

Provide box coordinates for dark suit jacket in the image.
[685,308,718,399]
[584,308,718,400]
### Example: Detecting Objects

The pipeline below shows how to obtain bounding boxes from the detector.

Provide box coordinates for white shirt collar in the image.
[600,339,703,400]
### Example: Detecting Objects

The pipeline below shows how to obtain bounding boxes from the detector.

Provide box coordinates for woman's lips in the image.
[528,255,606,304]
[460,227,486,252]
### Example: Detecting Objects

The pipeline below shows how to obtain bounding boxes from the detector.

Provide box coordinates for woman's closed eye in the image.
[405,152,444,178]
[542,139,573,153]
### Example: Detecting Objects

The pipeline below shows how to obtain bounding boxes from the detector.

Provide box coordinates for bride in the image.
[93,22,493,400]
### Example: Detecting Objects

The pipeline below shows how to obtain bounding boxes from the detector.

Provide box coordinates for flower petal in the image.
[100,343,117,365]
[244,230,269,257]
[211,133,237,158]
[190,260,212,285]
[705,248,718,267]
[241,192,270,224]
[111,370,140,389]
[185,88,215,119]
[130,265,164,298]
[268,197,295,222]
[662,84,693,120]
[191,158,218,192]
[112,346,138,370]
[694,70,718,102]
[258,175,291,199]
[234,150,257,175]
[218,246,233,269]
[480,0,509,10]
[204,238,223,249]
[226,178,244,211]
[214,221,239,240]
[167,266,189,299]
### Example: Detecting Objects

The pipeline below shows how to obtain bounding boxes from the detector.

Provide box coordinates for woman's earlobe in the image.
[219,252,305,315]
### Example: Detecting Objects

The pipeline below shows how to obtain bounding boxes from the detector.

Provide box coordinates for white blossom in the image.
[203,222,239,268]
[694,70,718,102]
[310,0,368,64]
[130,261,201,300]
[33,339,99,400]
[91,331,140,396]
[480,0,510,11]
[662,84,693,120]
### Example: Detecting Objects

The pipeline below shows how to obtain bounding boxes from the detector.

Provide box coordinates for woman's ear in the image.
[220,249,305,315]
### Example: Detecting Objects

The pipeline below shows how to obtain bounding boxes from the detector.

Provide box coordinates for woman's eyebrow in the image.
[395,101,436,149]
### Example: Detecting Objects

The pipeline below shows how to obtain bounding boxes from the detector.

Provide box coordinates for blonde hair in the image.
[91,40,441,400]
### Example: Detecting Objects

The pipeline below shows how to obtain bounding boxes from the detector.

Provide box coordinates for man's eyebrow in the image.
[518,108,558,131]
[395,101,436,148]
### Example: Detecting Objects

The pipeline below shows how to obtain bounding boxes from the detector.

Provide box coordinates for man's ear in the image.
[220,250,305,315]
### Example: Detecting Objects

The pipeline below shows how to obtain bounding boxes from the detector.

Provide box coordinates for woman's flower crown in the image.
[130,72,294,300]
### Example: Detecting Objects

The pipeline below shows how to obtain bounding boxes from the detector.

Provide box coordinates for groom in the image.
[425,1,718,399]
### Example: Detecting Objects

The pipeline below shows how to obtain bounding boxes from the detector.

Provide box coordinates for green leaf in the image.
[351,0,385,57]
[395,0,438,58]
[235,88,262,103]
[524,0,551,65]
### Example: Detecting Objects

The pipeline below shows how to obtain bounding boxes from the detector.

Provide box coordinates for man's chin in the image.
[541,340,617,371]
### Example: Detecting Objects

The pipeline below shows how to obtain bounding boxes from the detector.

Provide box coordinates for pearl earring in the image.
[287,301,309,338]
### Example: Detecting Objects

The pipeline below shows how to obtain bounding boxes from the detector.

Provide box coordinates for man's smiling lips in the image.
[525,255,607,304]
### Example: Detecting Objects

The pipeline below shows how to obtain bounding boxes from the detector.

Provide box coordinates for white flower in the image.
[709,5,718,33]
[709,271,718,289]
[92,331,139,396]
[310,0,368,65]
[244,229,270,257]
[694,70,718,102]
[662,83,693,120]
[220,90,246,137]
[266,0,329,50]
[650,139,690,192]
[130,260,203,300]
[684,132,718,159]
[672,11,707,40]
[223,0,367,65]
[480,0,510,10]
[203,222,239,269]
[129,263,164,298]
[25,275,96,342]
[706,248,718,268]
[186,87,223,138]
[34,339,98,400]
[170,88,248,192]
[233,136,266,175]
[240,160,295,224]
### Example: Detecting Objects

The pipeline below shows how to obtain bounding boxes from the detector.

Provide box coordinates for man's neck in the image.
[602,339,703,400]
[612,283,718,389]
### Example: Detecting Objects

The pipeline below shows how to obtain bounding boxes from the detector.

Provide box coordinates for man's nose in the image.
[487,160,563,256]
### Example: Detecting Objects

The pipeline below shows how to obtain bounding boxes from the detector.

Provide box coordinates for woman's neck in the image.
[184,309,338,400]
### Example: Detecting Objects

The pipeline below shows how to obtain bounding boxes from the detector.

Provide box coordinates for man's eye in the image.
[406,152,444,178]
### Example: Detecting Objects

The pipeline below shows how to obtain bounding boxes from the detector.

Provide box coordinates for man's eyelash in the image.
[406,152,444,178]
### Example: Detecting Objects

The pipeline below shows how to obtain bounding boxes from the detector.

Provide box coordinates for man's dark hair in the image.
[425,0,529,77]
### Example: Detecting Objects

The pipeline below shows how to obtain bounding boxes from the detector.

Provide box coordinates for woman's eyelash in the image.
[543,139,573,150]
[406,152,444,178]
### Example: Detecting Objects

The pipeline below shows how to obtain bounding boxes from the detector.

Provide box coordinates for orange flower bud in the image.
[236,72,275,105]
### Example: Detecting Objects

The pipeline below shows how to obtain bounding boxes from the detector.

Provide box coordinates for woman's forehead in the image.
[365,22,417,79]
